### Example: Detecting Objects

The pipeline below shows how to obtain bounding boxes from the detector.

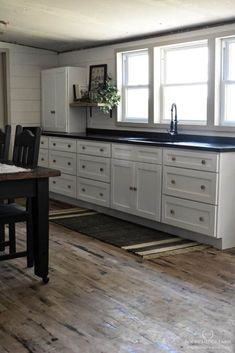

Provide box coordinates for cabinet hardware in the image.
[99,193,103,197]
[199,216,204,222]
[41,158,44,161]
[100,168,104,172]
[68,162,71,166]
[53,143,56,146]
[201,185,205,190]
[171,180,176,185]
[82,188,86,192]
[53,159,56,163]
[133,187,137,191]
[129,186,133,190]
[41,141,44,145]
[50,110,55,114]
[201,159,206,165]
[170,209,175,215]
[100,148,104,152]
[67,185,71,189]
[82,146,85,150]
[52,181,56,184]
[171,157,176,161]
[82,165,85,169]
[68,144,71,148]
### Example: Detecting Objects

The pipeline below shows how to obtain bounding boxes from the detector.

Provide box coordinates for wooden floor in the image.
[0,203,234,353]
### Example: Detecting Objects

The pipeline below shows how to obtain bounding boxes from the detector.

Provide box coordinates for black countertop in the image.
[42,129,235,152]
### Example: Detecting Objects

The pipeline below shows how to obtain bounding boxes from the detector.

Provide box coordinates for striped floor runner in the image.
[50,208,208,258]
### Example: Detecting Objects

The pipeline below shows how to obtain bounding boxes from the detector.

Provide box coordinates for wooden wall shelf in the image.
[70,101,112,117]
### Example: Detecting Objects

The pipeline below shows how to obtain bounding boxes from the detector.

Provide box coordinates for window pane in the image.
[163,85,207,121]
[126,52,148,85]
[224,84,235,122]
[228,42,235,80]
[125,88,148,121]
[165,45,208,84]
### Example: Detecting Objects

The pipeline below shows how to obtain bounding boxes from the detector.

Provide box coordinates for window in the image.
[221,37,235,125]
[118,49,149,123]
[160,41,208,124]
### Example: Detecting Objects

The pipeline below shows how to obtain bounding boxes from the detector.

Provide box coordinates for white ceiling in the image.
[0,0,235,52]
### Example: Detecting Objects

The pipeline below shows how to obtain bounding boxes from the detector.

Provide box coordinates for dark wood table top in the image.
[0,166,61,181]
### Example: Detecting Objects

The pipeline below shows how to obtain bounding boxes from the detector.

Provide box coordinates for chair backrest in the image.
[12,125,42,168]
[0,125,11,162]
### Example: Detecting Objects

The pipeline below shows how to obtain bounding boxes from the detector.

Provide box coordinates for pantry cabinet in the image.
[41,67,87,133]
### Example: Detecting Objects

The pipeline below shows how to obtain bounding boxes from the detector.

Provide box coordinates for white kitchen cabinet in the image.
[41,67,87,133]
[111,159,162,221]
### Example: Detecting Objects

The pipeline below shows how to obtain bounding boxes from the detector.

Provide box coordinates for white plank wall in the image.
[0,42,58,132]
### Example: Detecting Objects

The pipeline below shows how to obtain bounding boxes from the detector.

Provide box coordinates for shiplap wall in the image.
[0,42,58,133]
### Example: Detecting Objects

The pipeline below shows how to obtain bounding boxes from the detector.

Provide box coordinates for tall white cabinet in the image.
[41,66,87,132]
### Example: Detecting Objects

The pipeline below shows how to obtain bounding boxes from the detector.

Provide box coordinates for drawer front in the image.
[49,137,77,153]
[163,166,218,204]
[77,155,110,182]
[77,140,111,157]
[40,136,49,149]
[38,149,49,167]
[112,144,162,164]
[49,150,76,175]
[77,177,110,207]
[163,149,219,172]
[162,195,217,237]
[50,173,76,198]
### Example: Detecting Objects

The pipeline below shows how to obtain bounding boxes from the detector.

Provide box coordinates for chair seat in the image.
[0,204,28,222]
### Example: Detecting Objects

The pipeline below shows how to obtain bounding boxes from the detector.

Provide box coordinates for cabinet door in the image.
[135,163,162,221]
[55,68,67,131]
[111,159,135,213]
[41,70,56,130]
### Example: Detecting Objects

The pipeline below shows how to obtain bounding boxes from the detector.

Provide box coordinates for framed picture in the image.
[89,64,107,91]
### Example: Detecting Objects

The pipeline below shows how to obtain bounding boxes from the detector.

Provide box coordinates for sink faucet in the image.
[168,103,178,136]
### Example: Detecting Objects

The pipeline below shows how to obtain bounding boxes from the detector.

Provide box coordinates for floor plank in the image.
[0,206,234,353]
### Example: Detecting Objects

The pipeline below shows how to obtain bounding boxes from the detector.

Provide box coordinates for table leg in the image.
[32,178,49,283]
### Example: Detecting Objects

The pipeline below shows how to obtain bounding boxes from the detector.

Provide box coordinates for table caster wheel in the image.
[42,277,49,284]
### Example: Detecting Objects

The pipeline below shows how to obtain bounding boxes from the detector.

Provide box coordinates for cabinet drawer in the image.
[77,155,110,182]
[49,137,77,152]
[163,149,219,172]
[77,177,110,207]
[112,144,162,164]
[77,140,111,157]
[163,166,218,204]
[49,150,76,175]
[40,136,49,149]
[162,195,217,237]
[50,173,76,198]
[38,149,49,167]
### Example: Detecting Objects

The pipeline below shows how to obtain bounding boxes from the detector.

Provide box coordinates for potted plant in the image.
[93,76,121,114]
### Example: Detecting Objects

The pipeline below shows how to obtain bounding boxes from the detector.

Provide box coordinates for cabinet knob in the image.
[99,193,103,197]
[68,162,71,166]
[52,181,56,184]
[199,216,204,222]
[100,168,104,172]
[201,185,205,190]
[171,180,176,185]
[171,156,176,161]
[53,143,56,146]
[201,159,206,165]
[82,165,85,169]
[170,209,175,215]
[41,141,44,145]
[82,146,85,150]
[41,158,44,161]
[133,187,137,191]
[50,110,55,114]
[68,144,71,148]
[100,148,104,152]
[67,185,71,189]
[129,186,133,190]
[53,159,56,163]
[82,188,86,192]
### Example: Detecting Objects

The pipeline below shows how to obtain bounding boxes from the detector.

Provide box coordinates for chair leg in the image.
[26,199,34,268]
[9,223,16,253]
[0,225,5,251]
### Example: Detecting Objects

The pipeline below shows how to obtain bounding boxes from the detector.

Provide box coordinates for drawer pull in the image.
[171,180,176,185]
[68,162,71,166]
[53,143,56,146]
[82,188,86,192]
[129,186,133,190]
[82,146,85,150]
[41,141,44,145]
[201,159,206,165]
[68,144,71,148]
[50,110,55,114]
[100,168,104,172]
[82,165,86,169]
[52,181,56,184]
[199,216,204,222]
[53,159,56,163]
[41,158,44,161]
[171,157,176,161]
[170,209,175,215]
[201,185,205,190]
[67,185,71,189]
[100,148,104,152]
[99,193,103,197]
[133,187,137,191]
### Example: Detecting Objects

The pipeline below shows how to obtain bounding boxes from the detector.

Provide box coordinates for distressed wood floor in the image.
[0,203,234,353]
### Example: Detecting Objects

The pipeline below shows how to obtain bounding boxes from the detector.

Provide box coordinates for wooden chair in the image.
[0,125,11,162]
[0,126,42,266]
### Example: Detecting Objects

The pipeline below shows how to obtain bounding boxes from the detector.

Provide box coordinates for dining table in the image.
[0,165,60,283]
